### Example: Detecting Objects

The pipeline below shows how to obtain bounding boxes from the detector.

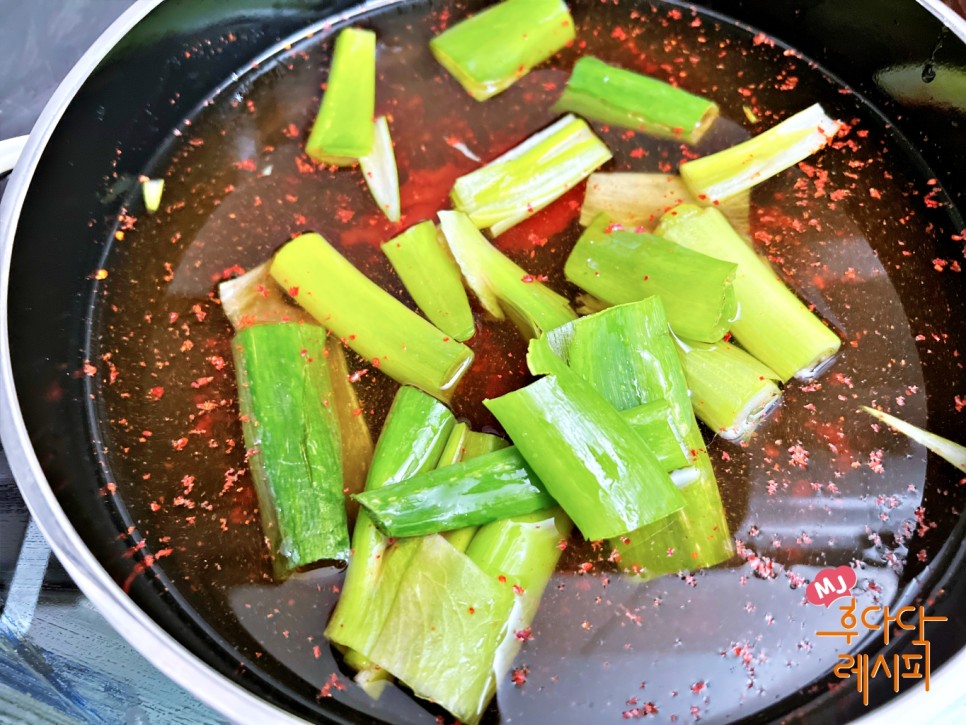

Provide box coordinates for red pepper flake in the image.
[288,286,300,298]
[172,437,189,451]
[579,561,593,573]
[148,386,164,400]
[294,155,315,175]
[611,26,628,41]
[233,158,257,172]
[336,209,355,223]
[191,376,215,389]
[869,188,882,199]
[512,584,525,596]
[511,665,528,687]
[318,672,346,698]
[82,362,98,377]
[498,574,507,584]
[283,123,299,139]
[514,627,534,641]
[208,355,226,370]
[468,606,476,615]
[191,304,207,322]
[690,681,706,695]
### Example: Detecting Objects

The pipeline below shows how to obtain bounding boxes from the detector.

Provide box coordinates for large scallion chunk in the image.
[565,213,738,342]
[528,298,733,577]
[360,116,401,221]
[325,387,456,669]
[271,232,474,400]
[354,400,693,538]
[553,56,719,143]
[655,204,841,381]
[679,103,841,203]
[429,0,575,102]
[612,426,733,580]
[677,337,782,441]
[450,115,613,236]
[466,508,571,708]
[381,221,475,341]
[218,264,373,506]
[438,210,576,338]
[232,324,347,575]
[368,535,514,725]
[486,365,685,540]
[306,28,376,165]
[579,172,751,238]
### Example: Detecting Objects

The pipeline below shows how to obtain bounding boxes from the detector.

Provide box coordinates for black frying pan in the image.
[2,1,965,722]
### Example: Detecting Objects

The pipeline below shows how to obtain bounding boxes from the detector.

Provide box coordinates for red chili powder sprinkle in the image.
[148,386,165,400]
[511,666,528,686]
[514,627,534,641]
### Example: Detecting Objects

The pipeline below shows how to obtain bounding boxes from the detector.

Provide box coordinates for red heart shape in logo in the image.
[806,565,857,607]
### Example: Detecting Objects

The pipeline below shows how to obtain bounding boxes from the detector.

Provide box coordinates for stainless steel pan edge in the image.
[0,1,303,722]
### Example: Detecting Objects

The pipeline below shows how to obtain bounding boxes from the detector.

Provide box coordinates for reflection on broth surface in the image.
[89,0,963,721]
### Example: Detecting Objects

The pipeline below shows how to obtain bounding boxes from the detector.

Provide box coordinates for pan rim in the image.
[2,0,966,722]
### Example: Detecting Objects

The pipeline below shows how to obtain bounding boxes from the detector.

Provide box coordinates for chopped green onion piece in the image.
[677,337,782,441]
[438,210,576,338]
[271,232,474,400]
[381,221,475,341]
[486,367,685,541]
[861,406,966,473]
[327,390,452,657]
[622,401,691,471]
[531,298,694,435]
[680,103,841,203]
[437,424,511,551]
[141,178,164,214]
[450,115,613,236]
[565,213,738,342]
[232,324,347,575]
[368,535,514,725]
[361,116,401,221]
[324,337,375,513]
[655,205,841,381]
[553,56,719,143]
[217,263,373,506]
[613,426,733,581]
[355,398,695,538]
[429,0,575,101]
[467,508,572,706]
[325,387,456,666]
[579,172,751,238]
[306,28,376,166]
[355,447,555,538]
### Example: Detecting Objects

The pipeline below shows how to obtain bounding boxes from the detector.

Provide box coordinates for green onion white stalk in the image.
[232,324,347,575]
[655,204,841,381]
[861,406,966,473]
[360,116,401,221]
[680,103,841,203]
[579,171,751,238]
[676,337,782,441]
[141,178,164,214]
[450,115,612,236]
[429,0,575,101]
[438,210,576,338]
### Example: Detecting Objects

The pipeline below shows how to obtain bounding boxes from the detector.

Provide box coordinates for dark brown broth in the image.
[90,0,964,721]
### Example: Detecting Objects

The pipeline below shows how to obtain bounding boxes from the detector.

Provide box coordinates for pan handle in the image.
[0,135,29,177]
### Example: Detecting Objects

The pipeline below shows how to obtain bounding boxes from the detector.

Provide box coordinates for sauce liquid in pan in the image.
[90,0,965,721]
